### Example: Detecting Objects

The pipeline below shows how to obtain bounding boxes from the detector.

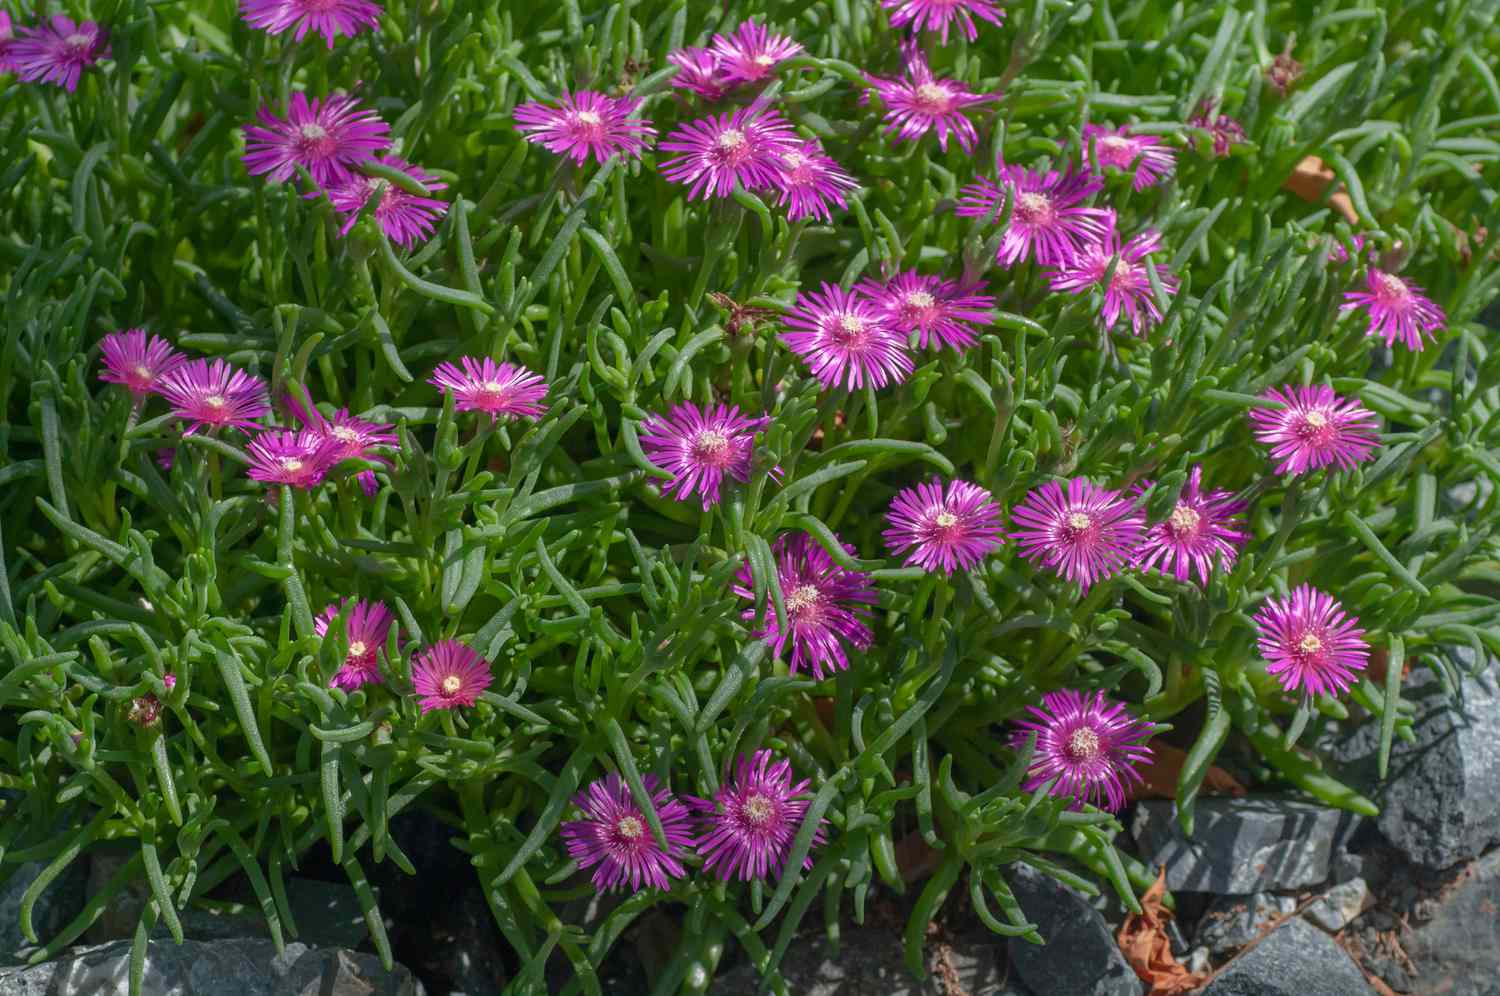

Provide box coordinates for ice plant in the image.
[860,270,994,351]
[1082,124,1176,191]
[710,19,803,85]
[561,774,694,893]
[1010,479,1146,591]
[1248,384,1379,476]
[879,0,1005,43]
[1133,467,1249,586]
[1254,585,1370,698]
[1188,98,1246,158]
[883,478,1004,575]
[1010,689,1155,812]
[667,47,732,101]
[98,329,186,402]
[324,155,448,248]
[410,640,493,713]
[428,357,549,422]
[638,402,770,510]
[780,282,913,390]
[1047,214,1179,337]
[1265,44,1304,96]
[286,396,398,495]
[769,139,859,223]
[0,12,19,73]
[1339,268,1446,351]
[512,90,656,166]
[658,105,797,200]
[246,429,336,489]
[690,750,825,882]
[242,92,390,186]
[158,359,271,435]
[9,15,108,92]
[863,45,994,153]
[239,0,381,48]
[315,599,395,691]
[1326,234,1368,265]
[958,165,1111,267]
[732,532,878,680]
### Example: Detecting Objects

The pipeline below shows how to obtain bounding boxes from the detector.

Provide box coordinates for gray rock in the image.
[1005,863,1142,996]
[1303,879,1369,933]
[1186,948,1210,975]
[1194,893,1296,957]
[1130,798,1362,894]
[1402,849,1500,996]
[0,938,423,996]
[83,849,152,944]
[1202,918,1373,996]
[0,860,87,966]
[175,878,371,950]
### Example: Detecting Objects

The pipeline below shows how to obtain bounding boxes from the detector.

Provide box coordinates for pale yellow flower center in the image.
[907,291,936,310]
[1299,633,1323,654]
[441,674,462,695]
[718,129,746,150]
[785,584,820,615]
[743,794,774,827]
[134,364,153,380]
[916,82,951,109]
[1066,727,1102,761]
[1067,511,1092,531]
[1168,504,1201,536]
[281,458,303,473]
[1015,191,1053,224]
[1375,272,1408,298]
[332,426,359,442]
[1305,410,1328,429]
[300,123,329,141]
[934,511,958,528]
[616,816,644,840]
[65,33,91,47]
[695,430,729,455]
[348,641,368,658]
[754,54,776,67]
[204,395,226,408]
[575,110,602,126]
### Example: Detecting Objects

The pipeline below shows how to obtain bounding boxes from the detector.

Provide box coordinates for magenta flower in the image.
[158,359,271,435]
[667,47,733,101]
[1339,268,1445,351]
[863,45,994,153]
[732,532,878,680]
[513,90,656,166]
[242,92,389,186]
[286,395,397,493]
[1083,123,1176,191]
[9,15,108,92]
[859,270,994,351]
[690,750,825,882]
[883,478,1004,575]
[563,774,694,893]
[957,165,1111,267]
[1133,467,1249,586]
[658,105,797,200]
[0,12,20,73]
[1010,689,1155,812]
[428,357,549,422]
[1010,479,1145,592]
[324,155,448,248]
[1047,215,1179,338]
[156,449,176,472]
[315,598,395,692]
[246,429,336,489]
[1248,384,1379,476]
[780,282,913,391]
[770,139,859,223]
[710,19,803,85]
[879,0,1004,43]
[1188,99,1246,158]
[239,0,381,48]
[1325,234,1368,265]
[98,329,186,401]
[410,640,493,713]
[638,402,770,510]
[1255,585,1370,699]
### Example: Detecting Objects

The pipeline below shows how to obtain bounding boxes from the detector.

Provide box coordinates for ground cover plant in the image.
[2,0,1499,992]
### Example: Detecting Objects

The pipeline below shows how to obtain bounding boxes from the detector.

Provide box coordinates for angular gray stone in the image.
[0,938,424,996]
[1201,918,1373,996]
[1303,878,1369,933]
[1194,893,1295,957]
[1130,798,1362,894]
[0,860,87,966]
[1005,863,1142,996]
[1402,849,1500,996]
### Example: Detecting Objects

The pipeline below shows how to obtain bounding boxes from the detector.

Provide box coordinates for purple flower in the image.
[733,533,878,680]
[658,105,797,200]
[9,15,108,92]
[690,750,825,882]
[315,598,395,691]
[1133,467,1249,586]
[513,90,656,166]
[667,47,733,101]
[1255,585,1370,699]
[1010,689,1155,812]
[1339,268,1445,351]
[710,19,803,85]
[883,478,1004,575]
[780,282,913,391]
[410,640,493,713]
[1010,479,1145,592]
[0,12,21,73]
[428,357,548,422]
[323,155,448,248]
[242,92,390,186]
[770,139,859,223]
[1188,98,1245,158]
[1046,214,1179,338]
[957,165,1111,267]
[858,270,994,351]
[863,44,994,153]
[239,0,381,48]
[879,0,1004,43]
[1325,234,1368,265]
[98,329,186,401]
[638,402,770,510]
[1082,124,1175,191]
[158,359,272,435]
[562,774,694,893]
[1248,385,1379,477]
[286,395,397,492]
[246,429,336,489]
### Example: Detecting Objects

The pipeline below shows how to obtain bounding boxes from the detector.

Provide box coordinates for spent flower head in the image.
[1248,385,1379,476]
[883,478,1004,575]
[690,750,824,882]
[562,774,694,893]
[1255,585,1370,699]
[513,90,656,166]
[1189,98,1246,157]
[1011,689,1155,812]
